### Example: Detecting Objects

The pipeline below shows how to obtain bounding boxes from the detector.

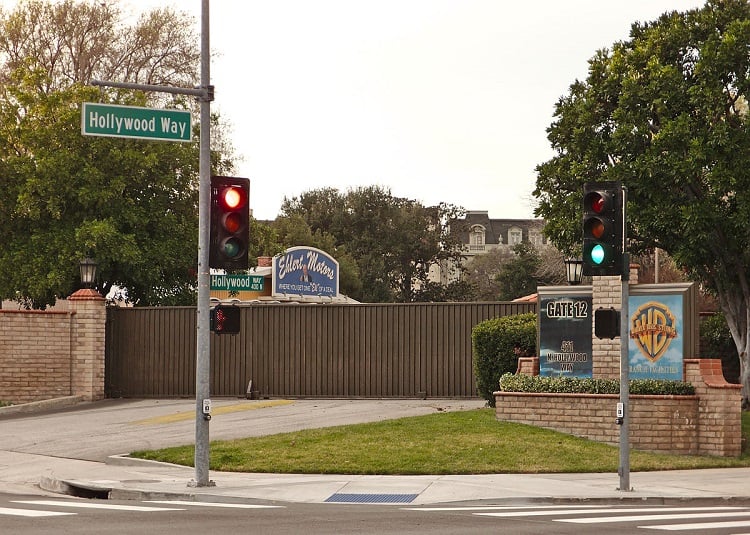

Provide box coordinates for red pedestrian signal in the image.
[210,176,249,270]
[210,305,241,335]
[582,182,623,276]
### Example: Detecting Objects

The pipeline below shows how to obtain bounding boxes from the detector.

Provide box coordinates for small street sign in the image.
[81,102,191,142]
[210,274,264,292]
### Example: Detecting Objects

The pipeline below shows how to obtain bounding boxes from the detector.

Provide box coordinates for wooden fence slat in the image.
[105,302,535,398]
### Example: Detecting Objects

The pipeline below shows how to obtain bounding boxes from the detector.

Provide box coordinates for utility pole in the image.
[92,0,214,487]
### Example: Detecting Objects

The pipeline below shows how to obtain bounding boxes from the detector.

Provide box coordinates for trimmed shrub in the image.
[498,373,695,396]
[472,312,536,406]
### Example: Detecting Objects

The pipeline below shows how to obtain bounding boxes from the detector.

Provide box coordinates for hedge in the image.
[498,373,695,395]
[472,312,536,406]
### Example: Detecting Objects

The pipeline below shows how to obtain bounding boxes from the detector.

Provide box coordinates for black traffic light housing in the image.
[594,307,620,339]
[582,181,623,277]
[210,305,241,335]
[210,176,250,270]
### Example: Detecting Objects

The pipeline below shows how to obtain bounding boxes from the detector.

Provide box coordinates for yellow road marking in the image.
[131,399,295,425]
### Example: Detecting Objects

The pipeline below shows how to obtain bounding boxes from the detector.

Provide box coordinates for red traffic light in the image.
[584,190,613,214]
[210,176,250,270]
[220,186,246,211]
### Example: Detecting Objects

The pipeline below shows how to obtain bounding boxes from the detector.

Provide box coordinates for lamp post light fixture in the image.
[564,258,584,286]
[79,257,98,289]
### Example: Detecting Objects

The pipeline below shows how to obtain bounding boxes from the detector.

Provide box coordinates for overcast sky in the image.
[24,1,712,219]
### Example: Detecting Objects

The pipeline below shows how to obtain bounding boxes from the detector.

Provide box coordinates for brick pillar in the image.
[591,263,639,379]
[68,289,106,401]
[685,359,743,456]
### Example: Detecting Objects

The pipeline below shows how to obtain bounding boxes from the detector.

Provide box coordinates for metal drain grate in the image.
[325,493,419,504]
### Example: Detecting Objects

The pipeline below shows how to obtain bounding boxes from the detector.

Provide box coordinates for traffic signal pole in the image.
[92,0,214,487]
[193,0,213,488]
[582,181,630,491]
[618,187,631,492]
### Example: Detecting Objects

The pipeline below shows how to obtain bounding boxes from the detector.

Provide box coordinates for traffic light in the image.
[210,176,249,270]
[594,307,620,339]
[582,181,623,276]
[210,305,241,335]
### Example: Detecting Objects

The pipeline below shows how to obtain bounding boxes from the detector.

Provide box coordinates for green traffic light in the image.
[590,244,605,265]
[222,237,242,258]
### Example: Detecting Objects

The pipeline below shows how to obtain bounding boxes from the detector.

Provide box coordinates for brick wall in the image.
[0,289,106,404]
[591,266,639,379]
[496,391,699,454]
[686,358,743,456]
[0,310,73,403]
[496,358,742,457]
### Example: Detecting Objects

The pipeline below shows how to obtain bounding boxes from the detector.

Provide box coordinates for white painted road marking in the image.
[13,500,184,512]
[147,500,284,509]
[0,506,75,517]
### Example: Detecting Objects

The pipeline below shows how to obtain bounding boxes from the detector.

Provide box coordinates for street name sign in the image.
[81,102,192,142]
[210,274,265,292]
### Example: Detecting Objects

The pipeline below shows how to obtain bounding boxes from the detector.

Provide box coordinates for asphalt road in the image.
[1,398,486,461]
[1,492,747,535]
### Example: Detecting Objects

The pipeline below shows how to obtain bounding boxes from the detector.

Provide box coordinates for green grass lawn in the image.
[131,408,750,475]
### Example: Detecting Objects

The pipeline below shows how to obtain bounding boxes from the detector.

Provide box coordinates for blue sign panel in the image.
[628,293,684,381]
[272,247,339,298]
[538,288,593,378]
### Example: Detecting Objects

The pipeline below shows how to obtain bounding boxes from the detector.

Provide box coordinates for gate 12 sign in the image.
[538,287,593,378]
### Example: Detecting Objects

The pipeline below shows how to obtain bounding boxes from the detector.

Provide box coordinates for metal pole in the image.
[91,79,205,97]
[192,0,213,488]
[618,186,630,492]
[88,0,214,489]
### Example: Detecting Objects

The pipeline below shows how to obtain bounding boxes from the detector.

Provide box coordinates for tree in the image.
[0,0,199,94]
[270,214,362,299]
[463,248,514,301]
[281,186,468,302]
[533,0,750,406]
[494,243,564,301]
[0,1,229,307]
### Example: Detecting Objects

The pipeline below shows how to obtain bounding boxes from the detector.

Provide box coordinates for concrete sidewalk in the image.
[35,455,750,505]
[1,398,749,505]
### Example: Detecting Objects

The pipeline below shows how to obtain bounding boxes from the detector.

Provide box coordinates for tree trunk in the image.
[740,345,750,410]
[716,286,749,409]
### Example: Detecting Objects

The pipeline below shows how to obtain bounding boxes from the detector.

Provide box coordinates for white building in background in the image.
[431,210,549,285]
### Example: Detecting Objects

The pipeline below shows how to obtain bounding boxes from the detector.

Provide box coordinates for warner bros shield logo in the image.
[629,301,678,363]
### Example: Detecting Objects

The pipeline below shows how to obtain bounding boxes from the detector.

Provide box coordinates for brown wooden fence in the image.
[105,302,535,398]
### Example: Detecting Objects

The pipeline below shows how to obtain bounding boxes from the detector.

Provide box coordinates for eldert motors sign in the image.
[81,102,191,142]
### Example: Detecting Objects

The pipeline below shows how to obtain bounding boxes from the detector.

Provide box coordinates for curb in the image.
[0,396,85,418]
[106,454,190,470]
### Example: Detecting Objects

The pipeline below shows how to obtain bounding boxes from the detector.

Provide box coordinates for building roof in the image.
[452,211,546,245]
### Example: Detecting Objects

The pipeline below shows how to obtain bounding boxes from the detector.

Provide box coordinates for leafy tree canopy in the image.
[0,0,232,308]
[533,0,750,405]
[280,186,468,302]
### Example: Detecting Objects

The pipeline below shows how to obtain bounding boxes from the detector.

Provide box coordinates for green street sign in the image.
[210,274,265,292]
[81,102,192,142]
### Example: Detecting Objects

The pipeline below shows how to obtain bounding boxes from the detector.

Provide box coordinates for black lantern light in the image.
[79,257,98,288]
[564,258,584,286]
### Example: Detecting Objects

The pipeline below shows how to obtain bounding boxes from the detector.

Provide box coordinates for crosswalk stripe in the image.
[0,506,76,518]
[408,505,604,512]
[476,506,743,519]
[644,519,750,531]
[146,500,284,509]
[13,500,184,512]
[561,511,750,524]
